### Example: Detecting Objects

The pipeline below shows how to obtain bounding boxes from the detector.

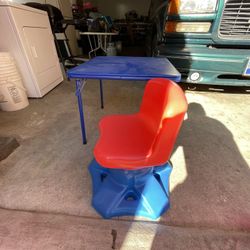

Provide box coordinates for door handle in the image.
[31,46,38,58]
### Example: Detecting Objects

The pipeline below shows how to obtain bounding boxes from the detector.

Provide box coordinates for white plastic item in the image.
[0,52,29,111]
[106,43,117,56]
[0,81,29,111]
[115,41,122,53]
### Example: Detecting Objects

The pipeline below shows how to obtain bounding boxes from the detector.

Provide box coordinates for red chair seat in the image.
[94,114,157,169]
[94,78,188,170]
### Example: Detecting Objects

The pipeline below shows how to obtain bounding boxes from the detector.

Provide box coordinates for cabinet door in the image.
[23,27,61,90]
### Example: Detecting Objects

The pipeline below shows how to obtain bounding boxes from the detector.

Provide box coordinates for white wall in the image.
[94,0,151,19]
[8,0,45,3]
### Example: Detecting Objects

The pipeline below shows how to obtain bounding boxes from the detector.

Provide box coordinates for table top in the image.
[67,56,181,81]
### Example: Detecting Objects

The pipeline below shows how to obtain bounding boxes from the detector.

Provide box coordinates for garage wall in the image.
[93,0,151,19]
[13,0,151,19]
[10,0,45,3]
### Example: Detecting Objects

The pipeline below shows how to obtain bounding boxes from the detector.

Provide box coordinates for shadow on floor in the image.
[148,102,250,249]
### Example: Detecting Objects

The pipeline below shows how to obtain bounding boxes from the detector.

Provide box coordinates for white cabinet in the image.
[0,2,63,97]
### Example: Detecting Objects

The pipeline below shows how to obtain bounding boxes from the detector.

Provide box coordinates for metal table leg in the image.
[75,79,87,144]
[99,79,104,109]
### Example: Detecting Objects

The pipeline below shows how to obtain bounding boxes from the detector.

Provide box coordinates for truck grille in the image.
[219,0,250,38]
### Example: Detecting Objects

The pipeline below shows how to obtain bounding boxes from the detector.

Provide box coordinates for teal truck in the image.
[148,0,250,86]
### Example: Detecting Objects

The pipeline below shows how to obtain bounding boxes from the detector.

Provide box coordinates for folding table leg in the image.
[100,80,104,109]
[75,79,87,144]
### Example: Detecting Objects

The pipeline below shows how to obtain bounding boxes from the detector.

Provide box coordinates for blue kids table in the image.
[67,56,181,144]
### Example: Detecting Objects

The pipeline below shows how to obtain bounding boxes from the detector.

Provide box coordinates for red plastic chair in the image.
[89,78,188,219]
[94,78,188,170]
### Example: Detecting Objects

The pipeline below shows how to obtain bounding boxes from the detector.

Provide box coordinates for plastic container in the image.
[115,41,122,53]
[0,52,29,111]
[0,80,29,111]
[106,43,117,56]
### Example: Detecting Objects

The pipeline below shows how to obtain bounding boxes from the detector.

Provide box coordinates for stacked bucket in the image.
[0,52,29,111]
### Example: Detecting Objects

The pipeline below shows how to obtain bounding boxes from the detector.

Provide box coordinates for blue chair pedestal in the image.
[88,159,172,219]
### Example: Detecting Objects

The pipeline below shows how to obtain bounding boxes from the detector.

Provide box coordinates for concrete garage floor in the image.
[0,79,250,249]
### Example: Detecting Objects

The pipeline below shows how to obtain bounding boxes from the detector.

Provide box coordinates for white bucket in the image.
[0,80,29,111]
[0,73,21,82]
[0,52,29,111]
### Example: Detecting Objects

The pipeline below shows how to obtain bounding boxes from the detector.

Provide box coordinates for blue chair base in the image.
[88,159,172,219]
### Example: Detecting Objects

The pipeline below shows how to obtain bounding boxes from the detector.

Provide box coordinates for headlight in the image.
[169,0,218,14]
[166,22,211,33]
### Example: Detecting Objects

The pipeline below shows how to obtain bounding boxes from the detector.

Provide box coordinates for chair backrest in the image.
[139,78,188,164]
